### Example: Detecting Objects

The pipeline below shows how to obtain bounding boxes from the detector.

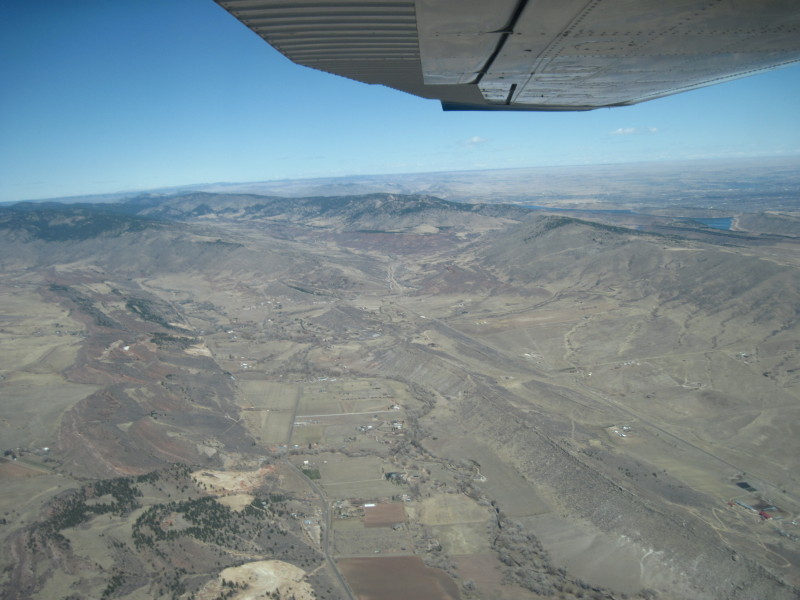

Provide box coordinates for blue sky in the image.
[1,1,799,203]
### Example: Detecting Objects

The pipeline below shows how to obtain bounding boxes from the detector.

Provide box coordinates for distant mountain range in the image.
[4,190,798,248]
[8,156,800,213]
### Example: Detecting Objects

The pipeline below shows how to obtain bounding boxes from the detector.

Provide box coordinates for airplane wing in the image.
[215,0,800,111]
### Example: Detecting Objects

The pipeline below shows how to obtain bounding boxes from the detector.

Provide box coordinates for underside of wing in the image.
[216,0,800,111]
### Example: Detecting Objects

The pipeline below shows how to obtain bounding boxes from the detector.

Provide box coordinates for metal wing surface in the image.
[216,0,800,111]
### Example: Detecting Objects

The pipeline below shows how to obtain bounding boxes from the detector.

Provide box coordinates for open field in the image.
[364,502,406,527]
[333,526,413,556]
[338,556,460,600]
[300,454,401,501]
[242,408,295,445]
[238,380,299,410]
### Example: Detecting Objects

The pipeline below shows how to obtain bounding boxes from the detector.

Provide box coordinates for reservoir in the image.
[522,205,735,232]
[692,217,733,230]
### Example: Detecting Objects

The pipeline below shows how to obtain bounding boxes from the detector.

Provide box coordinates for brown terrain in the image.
[0,177,799,600]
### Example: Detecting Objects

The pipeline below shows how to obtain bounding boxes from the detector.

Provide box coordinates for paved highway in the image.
[286,461,356,600]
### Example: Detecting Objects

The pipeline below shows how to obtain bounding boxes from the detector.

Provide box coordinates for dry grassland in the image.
[0,283,98,448]
[523,514,654,595]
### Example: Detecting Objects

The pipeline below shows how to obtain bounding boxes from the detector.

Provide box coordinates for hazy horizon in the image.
[6,154,799,207]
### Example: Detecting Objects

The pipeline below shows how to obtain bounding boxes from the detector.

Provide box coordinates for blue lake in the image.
[521,205,734,231]
[692,217,733,231]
